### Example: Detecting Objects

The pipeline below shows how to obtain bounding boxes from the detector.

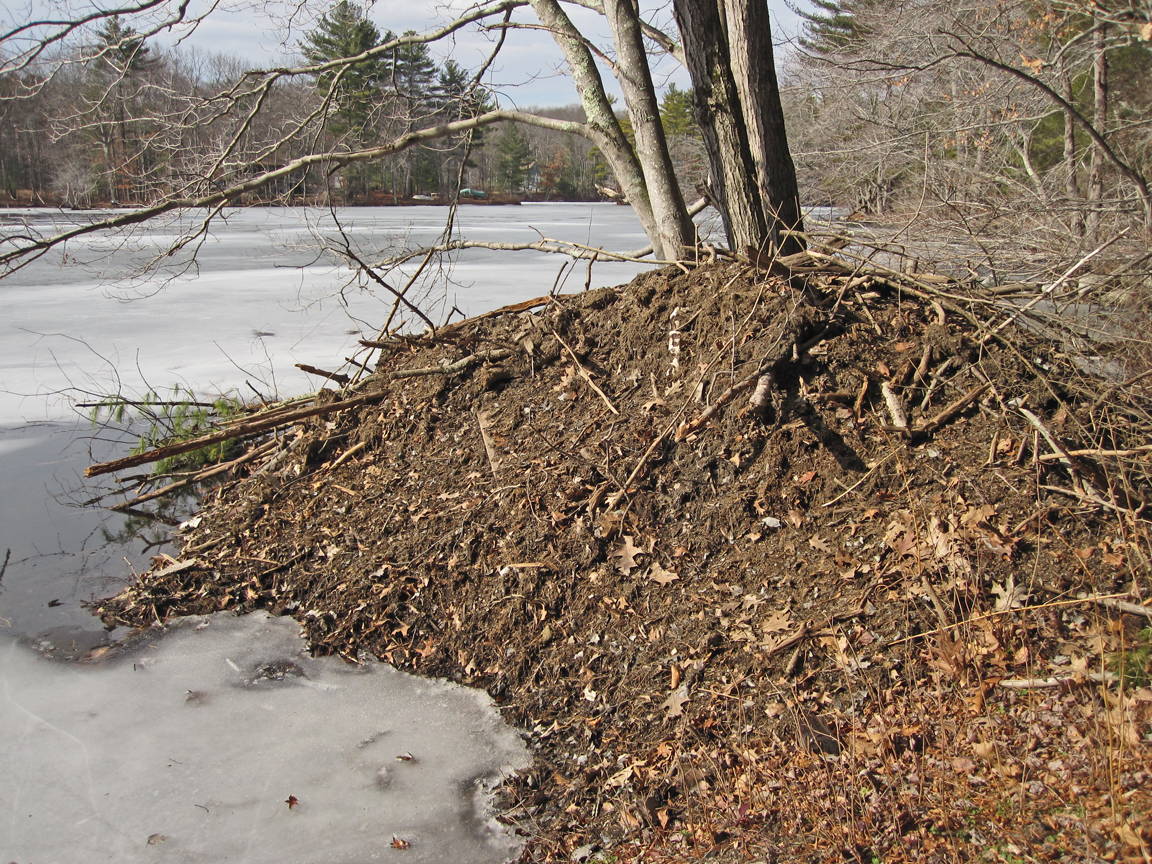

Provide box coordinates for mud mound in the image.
[96,259,1152,862]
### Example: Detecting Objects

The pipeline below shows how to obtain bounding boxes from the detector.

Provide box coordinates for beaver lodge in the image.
[89,241,1152,863]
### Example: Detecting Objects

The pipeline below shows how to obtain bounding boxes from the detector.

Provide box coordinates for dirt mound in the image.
[96,258,1152,862]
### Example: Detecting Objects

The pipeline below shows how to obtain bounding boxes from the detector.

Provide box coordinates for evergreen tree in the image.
[387,32,437,99]
[660,84,696,136]
[87,15,155,202]
[795,0,874,54]
[496,123,531,192]
[300,1,385,138]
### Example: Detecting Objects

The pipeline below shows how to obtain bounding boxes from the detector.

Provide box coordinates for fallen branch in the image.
[86,388,387,478]
[391,348,514,379]
[1095,597,1152,621]
[296,364,352,385]
[109,438,280,511]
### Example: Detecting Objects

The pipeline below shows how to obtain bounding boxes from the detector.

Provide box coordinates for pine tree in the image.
[496,123,531,192]
[387,32,437,99]
[796,0,874,54]
[300,1,386,139]
[659,84,696,137]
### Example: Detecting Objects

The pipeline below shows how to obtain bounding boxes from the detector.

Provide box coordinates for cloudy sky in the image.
[155,0,811,107]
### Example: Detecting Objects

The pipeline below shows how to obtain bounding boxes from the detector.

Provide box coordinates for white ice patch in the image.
[0,612,531,863]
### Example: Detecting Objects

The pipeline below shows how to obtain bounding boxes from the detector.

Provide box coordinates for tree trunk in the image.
[1059,59,1084,237]
[602,0,695,256]
[529,0,670,257]
[1087,20,1107,239]
[672,0,803,255]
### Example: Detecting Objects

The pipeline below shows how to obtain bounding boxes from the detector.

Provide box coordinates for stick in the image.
[1096,598,1152,620]
[391,348,514,379]
[999,672,1114,690]
[1038,446,1152,461]
[109,438,279,510]
[917,382,990,434]
[551,329,619,415]
[86,389,387,477]
[984,230,1128,342]
[330,441,366,469]
[881,381,908,431]
[296,364,352,385]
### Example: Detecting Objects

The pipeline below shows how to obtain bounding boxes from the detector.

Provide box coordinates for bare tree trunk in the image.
[1087,20,1107,239]
[1059,59,1084,237]
[602,0,695,255]
[673,0,803,254]
[529,0,669,257]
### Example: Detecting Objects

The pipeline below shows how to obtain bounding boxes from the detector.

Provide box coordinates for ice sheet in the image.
[0,612,531,863]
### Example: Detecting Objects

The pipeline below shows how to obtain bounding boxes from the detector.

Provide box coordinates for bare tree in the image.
[0,0,803,276]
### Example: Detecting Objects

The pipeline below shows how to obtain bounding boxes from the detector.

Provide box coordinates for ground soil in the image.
[95,258,1152,863]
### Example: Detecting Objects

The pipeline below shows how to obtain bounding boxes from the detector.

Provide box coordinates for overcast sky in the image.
[154,0,811,107]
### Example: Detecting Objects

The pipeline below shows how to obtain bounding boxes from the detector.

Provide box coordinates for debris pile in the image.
[94,250,1152,862]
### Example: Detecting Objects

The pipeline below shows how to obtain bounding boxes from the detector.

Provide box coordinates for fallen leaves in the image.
[610,535,643,575]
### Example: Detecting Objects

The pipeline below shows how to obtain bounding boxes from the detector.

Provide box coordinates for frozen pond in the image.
[0,203,654,641]
[1,612,530,863]
[0,203,654,861]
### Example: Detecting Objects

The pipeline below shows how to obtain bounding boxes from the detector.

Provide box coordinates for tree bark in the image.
[602,0,695,256]
[1059,59,1084,237]
[528,0,669,256]
[672,0,803,255]
[1087,20,1107,238]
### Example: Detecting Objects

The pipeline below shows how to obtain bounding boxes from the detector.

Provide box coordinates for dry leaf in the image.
[648,562,679,585]
[951,757,976,773]
[391,836,411,849]
[611,535,644,575]
[973,741,996,763]
[809,535,831,553]
[662,684,690,718]
[1140,22,1152,41]
[797,470,817,484]
[787,509,804,529]
[670,664,682,689]
[147,834,168,845]
[992,575,1028,611]
[285,795,299,809]
[761,609,793,634]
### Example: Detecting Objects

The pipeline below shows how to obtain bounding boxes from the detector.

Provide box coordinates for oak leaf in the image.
[611,535,643,575]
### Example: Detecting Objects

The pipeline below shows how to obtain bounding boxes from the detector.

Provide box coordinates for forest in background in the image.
[0,5,703,207]
[2,1,1150,263]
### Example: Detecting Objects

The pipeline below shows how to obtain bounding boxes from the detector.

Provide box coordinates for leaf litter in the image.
[90,257,1152,862]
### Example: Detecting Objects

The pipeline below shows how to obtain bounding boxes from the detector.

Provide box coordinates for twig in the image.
[551,329,618,415]
[999,672,1115,690]
[984,229,1128,342]
[391,348,514,378]
[1095,597,1152,620]
[918,382,991,434]
[296,363,351,385]
[330,441,366,469]
[1038,446,1152,461]
[821,450,897,507]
